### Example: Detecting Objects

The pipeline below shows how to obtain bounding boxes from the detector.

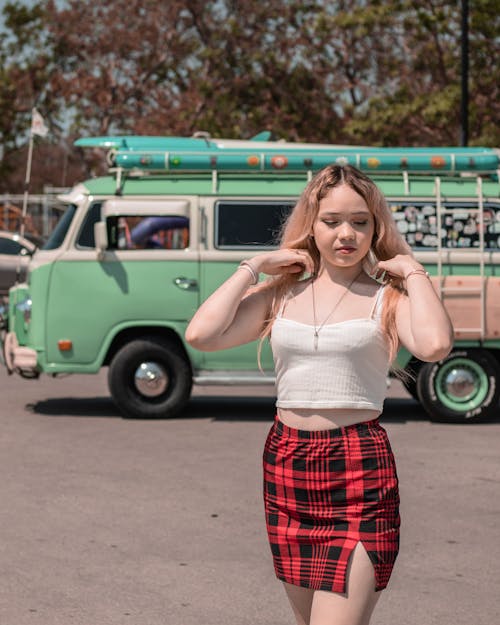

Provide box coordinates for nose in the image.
[338,222,356,240]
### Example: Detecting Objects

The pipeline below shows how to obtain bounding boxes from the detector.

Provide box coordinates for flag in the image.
[31,108,49,137]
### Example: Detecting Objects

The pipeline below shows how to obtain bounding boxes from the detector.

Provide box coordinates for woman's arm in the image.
[377,255,454,362]
[185,249,314,352]
[185,268,272,351]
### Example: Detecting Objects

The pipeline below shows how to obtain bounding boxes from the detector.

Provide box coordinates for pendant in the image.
[314,330,319,350]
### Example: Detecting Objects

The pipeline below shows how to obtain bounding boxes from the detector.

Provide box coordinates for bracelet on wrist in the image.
[405,268,429,280]
[238,260,259,285]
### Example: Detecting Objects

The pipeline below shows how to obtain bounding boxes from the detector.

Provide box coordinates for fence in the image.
[0,186,69,242]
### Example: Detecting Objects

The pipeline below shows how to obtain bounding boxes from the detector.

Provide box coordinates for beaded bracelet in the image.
[405,268,429,280]
[238,260,259,285]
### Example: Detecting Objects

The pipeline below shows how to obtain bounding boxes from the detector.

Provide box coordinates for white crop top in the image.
[270,286,390,411]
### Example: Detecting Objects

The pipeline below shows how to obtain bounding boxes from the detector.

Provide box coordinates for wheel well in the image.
[392,357,423,383]
[486,347,500,368]
[103,326,192,372]
[404,357,423,376]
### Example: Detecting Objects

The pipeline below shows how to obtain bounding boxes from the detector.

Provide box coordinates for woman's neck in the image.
[316,262,364,285]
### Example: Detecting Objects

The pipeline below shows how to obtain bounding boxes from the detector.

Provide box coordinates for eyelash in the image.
[322,220,369,226]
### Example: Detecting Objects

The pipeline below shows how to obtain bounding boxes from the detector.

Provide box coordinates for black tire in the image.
[401,360,422,400]
[416,349,500,423]
[108,336,192,419]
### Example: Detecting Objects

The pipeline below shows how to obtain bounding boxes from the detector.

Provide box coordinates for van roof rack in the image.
[74,134,500,177]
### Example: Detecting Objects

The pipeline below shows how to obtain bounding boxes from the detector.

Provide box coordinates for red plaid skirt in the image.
[263,415,400,593]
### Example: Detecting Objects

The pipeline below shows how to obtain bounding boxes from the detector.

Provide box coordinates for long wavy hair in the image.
[258,164,412,363]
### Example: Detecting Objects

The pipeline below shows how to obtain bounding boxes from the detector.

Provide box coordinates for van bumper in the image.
[2,331,38,376]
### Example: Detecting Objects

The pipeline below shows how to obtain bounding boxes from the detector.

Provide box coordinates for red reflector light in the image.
[58,340,73,351]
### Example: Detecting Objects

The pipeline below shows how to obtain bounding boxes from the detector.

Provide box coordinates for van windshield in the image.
[42,204,78,250]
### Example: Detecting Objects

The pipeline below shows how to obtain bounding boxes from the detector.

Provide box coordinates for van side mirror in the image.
[94,222,108,257]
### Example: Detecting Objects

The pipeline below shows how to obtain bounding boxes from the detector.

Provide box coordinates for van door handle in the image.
[173,277,198,290]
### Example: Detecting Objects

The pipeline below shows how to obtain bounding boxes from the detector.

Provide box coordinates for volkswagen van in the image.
[1,135,500,423]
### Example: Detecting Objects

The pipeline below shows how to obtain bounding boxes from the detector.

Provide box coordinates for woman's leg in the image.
[308,543,381,625]
[283,582,315,625]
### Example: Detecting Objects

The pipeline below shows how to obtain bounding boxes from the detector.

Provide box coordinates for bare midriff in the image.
[277,407,381,431]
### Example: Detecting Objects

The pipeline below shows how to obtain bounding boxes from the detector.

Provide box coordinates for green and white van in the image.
[1,135,500,423]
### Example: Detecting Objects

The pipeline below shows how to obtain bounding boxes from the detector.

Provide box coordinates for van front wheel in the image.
[108,336,192,418]
[416,349,500,423]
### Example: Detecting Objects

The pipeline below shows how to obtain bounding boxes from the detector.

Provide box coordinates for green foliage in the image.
[0,2,54,164]
[0,0,498,190]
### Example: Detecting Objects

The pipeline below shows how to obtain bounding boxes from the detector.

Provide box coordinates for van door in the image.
[199,198,294,374]
[44,198,199,367]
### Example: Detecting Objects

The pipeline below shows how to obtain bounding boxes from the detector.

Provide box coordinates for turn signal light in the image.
[58,340,73,351]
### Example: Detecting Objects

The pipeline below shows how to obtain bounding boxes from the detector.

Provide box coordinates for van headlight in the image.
[16,297,32,324]
[0,304,7,330]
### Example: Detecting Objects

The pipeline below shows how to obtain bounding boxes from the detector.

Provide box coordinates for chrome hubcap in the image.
[444,368,476,399]
[134,361,169,397]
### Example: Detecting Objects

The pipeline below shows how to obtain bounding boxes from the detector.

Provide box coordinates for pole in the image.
[460,0,469,146]
[20,131,34,238]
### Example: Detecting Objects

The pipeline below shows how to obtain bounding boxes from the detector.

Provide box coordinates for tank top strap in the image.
[369,284,386,319]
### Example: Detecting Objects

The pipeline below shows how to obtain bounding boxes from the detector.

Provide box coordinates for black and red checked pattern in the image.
[263,415,400,594]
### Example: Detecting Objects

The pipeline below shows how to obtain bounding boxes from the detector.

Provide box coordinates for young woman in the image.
[185,165,453,625]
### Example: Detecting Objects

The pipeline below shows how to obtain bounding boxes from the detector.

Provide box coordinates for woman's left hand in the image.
[376,254,423,280]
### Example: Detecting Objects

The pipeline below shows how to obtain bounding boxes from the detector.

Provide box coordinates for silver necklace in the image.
[311,270,362,350]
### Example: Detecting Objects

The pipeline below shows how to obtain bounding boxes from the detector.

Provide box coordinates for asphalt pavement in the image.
[0,367,499,625]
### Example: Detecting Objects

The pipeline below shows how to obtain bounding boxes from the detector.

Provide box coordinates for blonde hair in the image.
[258,164,412,362]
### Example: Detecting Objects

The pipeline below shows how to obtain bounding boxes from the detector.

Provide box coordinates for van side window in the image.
[390,202,438,249]
[107,215,189,250]
[215,201,294,249]
[439,202,498,249]
[0,238,25,255]
[389,201,499,250]
[76,202,102,248]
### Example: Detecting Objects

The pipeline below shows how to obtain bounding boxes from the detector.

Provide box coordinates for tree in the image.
[0,0,498,192]
[42,0,500,146]
[0,1,55,187]
[344,0,500,146]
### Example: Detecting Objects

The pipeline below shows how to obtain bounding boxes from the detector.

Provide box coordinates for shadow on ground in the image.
[28,394,432,424]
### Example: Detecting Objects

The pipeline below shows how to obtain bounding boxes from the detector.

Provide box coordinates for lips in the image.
[337,246,356,252]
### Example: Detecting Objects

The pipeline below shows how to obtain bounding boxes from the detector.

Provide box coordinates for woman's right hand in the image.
[249,248,315,277]
[186,248,314,351]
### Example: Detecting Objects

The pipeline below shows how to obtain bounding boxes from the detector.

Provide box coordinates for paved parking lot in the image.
[0,367,499,625]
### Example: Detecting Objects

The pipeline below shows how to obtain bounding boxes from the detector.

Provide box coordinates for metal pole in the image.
[42,191,49,239]
[3,195,8,230]
[20,132,34,238]
[460,0,469,146]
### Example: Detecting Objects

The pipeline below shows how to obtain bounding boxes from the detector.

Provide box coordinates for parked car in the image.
[0,230,37,297]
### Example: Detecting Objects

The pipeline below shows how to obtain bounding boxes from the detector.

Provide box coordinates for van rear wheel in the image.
[108,336,192,418]
[416,349,500,423]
